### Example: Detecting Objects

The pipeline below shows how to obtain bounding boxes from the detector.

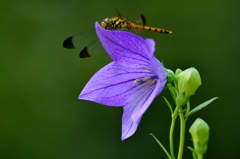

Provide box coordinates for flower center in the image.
[133,67,158,86]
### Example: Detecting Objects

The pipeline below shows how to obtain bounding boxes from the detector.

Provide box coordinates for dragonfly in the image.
[63,13,172,58]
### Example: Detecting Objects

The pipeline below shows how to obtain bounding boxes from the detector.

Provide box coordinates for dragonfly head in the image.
[101,18,114,29]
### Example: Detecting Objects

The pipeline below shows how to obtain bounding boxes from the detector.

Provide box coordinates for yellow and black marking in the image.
[128,24,172,34]
[101,16,128,29]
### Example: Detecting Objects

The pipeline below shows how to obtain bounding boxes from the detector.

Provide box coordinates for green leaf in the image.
[188,97,219,117]
[150,133,172,159]
[162,96,173,114]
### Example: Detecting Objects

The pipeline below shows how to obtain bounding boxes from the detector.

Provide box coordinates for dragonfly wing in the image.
[63,29,97,49]
[63,28,105,58]
[116,11,146,27]
[122,14,146,34]
[130,14,146,26]
[79,39,105,58]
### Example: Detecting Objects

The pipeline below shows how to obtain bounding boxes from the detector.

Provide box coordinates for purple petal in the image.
[145,39,156,54]
[150,57,167,95]
[95,22,155,66]
[79,62,155,106]
[121,78,166,140]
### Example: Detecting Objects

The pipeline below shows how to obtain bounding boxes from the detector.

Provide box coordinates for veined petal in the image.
[121,78,166,140]
[145,39,156,54]
[95,22,155,66]
[79,62,155,106]
[150,56,167,86]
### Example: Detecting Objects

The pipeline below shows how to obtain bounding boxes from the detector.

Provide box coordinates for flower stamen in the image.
[133,66,158,86]
[133,75,158,86]
[140,66,154,73]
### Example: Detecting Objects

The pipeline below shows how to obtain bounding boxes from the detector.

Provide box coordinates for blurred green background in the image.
[1,0,240,158]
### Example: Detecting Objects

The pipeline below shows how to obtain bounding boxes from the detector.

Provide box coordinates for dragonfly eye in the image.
[101,21,107,28]
[101,18,114,29]
[101,18,110,28]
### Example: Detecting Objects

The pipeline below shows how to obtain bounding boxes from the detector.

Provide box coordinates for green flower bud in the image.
[189,118,210,156]
[177,67,201,97]
[166,68,176,83]
[175,68,182,76]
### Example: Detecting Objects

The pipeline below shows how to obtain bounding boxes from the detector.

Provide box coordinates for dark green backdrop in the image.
[1,0,240,158]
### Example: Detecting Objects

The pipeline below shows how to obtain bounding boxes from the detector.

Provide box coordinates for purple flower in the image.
[79,22,167,140]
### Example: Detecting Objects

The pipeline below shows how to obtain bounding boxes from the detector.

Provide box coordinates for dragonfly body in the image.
[63,13,172,58]
[101,15,172,34]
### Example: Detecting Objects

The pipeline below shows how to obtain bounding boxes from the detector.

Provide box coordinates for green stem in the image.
[198,154,203,159]
[184,102,190,120]
[169,117,176,159]
[177,109,186,159]
[169,106,180,159]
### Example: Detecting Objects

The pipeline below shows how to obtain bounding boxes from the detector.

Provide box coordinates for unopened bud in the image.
[177,67,201,97]
[189,118,210,156]
[166,69,176,83]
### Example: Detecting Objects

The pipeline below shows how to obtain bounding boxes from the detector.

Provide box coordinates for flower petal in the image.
[145,38,156,54]
[79,62,155,106]
[121,78,166,140]
[95,22,155,66]
[150,57,167,93]
[132,79,166,122]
